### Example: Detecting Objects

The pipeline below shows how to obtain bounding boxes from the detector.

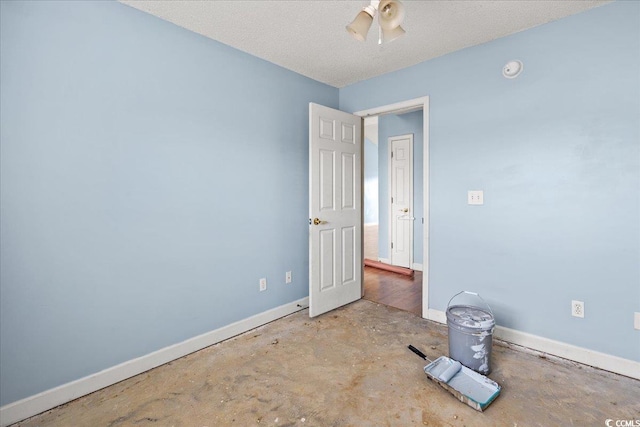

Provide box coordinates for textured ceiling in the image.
[119,0,610,88]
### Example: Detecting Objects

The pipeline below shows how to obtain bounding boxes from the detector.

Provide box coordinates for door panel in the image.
[342,226,356,283]
[319,229,335,290]
[309,103,362,317]
[342,153,356,209]
[320,150,335,211]
[341,123,355,144]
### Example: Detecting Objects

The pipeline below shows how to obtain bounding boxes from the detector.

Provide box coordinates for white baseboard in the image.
[0,297,309,427]
[425,309,640,380]
[427,308,447,324]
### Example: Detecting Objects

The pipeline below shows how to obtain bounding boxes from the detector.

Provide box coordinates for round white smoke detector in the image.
[502,60,523,79]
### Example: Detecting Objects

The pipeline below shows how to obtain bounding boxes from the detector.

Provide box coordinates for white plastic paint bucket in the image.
[446,291,495,375]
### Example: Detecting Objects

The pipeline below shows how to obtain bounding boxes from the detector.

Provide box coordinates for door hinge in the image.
[391,242,394,249]
[391,151,394,158]
[391,197,393,203]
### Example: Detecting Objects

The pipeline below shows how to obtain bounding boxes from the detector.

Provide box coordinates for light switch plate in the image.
[468,190,484,205]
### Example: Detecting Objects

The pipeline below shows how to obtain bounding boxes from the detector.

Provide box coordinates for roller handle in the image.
[408,345,430,361]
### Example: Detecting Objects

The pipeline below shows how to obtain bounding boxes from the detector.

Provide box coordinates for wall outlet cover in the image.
[635,312,640,330]
[468,190,484,205]
[571,300,584,318]
[259,278,267,292]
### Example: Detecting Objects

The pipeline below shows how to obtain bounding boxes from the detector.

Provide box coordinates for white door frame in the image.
[354,96,430,319]
[389,134,414,269]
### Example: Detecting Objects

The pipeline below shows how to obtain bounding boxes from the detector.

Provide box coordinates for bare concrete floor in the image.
[15,300,639,427]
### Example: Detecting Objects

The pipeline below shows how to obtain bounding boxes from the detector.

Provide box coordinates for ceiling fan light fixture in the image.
[347,0,406,44]
[378,0,406,31]
[346,5,376,42]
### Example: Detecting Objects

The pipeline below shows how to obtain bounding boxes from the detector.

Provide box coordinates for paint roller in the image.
[438,360,462,382]
[407,345,462,383]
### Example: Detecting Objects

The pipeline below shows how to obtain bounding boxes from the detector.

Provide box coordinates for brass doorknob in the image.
[402,208,409,213]
[313,218,323,225]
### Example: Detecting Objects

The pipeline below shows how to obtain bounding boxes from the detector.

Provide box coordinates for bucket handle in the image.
[447,291,493,317]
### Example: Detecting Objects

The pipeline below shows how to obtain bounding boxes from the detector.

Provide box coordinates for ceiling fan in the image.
[346,0,406,45]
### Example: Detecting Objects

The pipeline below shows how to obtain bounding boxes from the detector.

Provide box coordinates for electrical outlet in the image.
[259,278,267,292]
[571,300,584,318]
[468,190,484,205]
[634,312,640,330]
[285,271,292,284]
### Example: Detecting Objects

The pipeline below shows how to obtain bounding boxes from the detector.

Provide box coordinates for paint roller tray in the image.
[424,356,501,411]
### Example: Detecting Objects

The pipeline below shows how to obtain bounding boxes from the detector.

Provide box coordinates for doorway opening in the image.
[356,98,428,317]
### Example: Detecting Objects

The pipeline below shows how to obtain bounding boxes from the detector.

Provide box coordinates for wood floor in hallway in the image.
[363,265,422,316]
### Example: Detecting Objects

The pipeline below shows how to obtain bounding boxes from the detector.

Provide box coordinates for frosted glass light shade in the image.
[382,25,405,43]
[378,0,405,30]
[346,9,374,41]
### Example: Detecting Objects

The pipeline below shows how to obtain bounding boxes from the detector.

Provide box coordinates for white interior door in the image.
[390,134,414,269]
[309,103,362,317]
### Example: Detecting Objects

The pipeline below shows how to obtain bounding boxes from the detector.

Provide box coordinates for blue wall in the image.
[0,0,337,405]
[377,111,424,265]
[341,1,640,361]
